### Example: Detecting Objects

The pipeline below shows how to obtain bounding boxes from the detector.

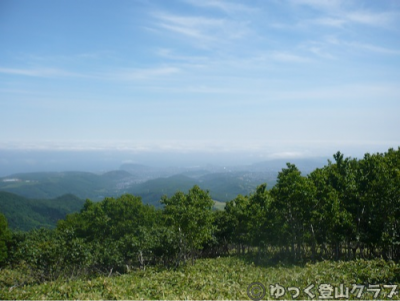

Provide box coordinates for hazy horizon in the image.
[1,143,398,177]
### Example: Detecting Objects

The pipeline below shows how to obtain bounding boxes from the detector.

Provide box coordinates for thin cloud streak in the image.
[109,67,181,81]
[183,0,257,14]
[0,67,79,78]
[292,0,399,28]
[270,51,312,63]
[291,0,344,12]
[152,12,252,49]
[345,11,399,27]
[346,42,400,55]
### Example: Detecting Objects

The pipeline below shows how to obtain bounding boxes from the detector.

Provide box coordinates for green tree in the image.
[357,149,400,259]
[161,185,214,265]
[0,212,11,265]
[246,184,276,261]
[225,194,251,254]
[326,152,363,259]
[271,164,316,261]
[57,194,160,271]
[309,166,352,260]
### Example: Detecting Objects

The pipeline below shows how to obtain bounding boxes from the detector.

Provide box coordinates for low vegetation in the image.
[1,257,399,299]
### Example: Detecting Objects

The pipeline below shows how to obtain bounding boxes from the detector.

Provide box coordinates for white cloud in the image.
[320,37,400,56]
[271,83,400,103]
[313,17,347,27]
[0,67,77,78]
[152,12,251,49]
[110,67,180,81]
[292,0,399,28]
[291,0,344,12]
[345,11,398,27]
[182,0,256,14]
[156,48,209,65]
[307,46,335,59]
[347,42,400,55]
[270,51,312,63]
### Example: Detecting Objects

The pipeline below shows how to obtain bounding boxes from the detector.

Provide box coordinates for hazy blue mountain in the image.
[0,156,328,207]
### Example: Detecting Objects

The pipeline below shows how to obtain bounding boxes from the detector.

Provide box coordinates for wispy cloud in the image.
[347,41,400,55]
[109,66,180,81]
[345,11,398,27]
[152,12,251,49]
[156,48,208,64]
[291,0,344,12]
[0,67,77,78]
[270,51,312,63]
[153,13,223,46]
[292,0,399,28]
[306,46,336,59]
[182,0,256,14]
[312,17,347,27]
[0,65,181,82]
[318,37,400,56]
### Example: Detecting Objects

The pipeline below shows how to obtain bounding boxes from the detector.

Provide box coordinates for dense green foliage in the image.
[0,192,84,231]
[161,185,215,264]
[0,213,11,264]
[0,147,399,299]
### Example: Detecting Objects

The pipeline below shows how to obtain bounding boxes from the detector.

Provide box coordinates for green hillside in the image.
[0,170,276,207]
[0,171,131,200]
[0,191,84,231]
[199,172,260,201]
[127,173,271,206]
[128,174,198,206]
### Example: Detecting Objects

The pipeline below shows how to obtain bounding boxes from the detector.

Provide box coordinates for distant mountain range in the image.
[0,157,328,230]
[0,157,328,203]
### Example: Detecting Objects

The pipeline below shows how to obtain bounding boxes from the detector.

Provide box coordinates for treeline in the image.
[222,148,400,263]
[0,147,399,282]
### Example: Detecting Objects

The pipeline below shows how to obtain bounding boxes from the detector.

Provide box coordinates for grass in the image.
[1,256,399,300]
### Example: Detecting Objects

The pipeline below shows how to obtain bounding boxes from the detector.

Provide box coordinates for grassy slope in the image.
[1,257,399,300]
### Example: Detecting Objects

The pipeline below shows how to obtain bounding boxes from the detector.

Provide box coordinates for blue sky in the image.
[1,0,400,159]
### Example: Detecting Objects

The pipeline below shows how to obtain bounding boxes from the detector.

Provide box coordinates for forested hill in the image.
[0,170,278,204]
[0,191,84,231]
[0,170,133,200]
